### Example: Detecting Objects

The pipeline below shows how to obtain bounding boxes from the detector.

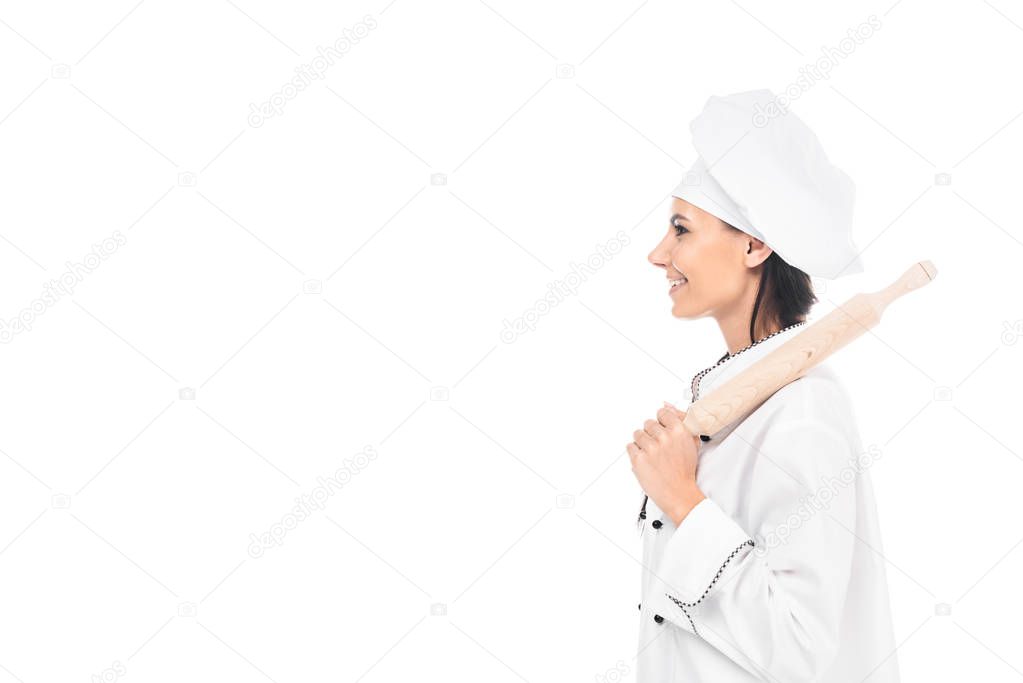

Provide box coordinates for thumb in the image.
[663,401,686,417]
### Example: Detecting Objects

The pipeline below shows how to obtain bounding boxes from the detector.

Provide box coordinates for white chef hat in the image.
[671,89,864,279]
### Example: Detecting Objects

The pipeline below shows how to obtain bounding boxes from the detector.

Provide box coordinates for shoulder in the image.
[750,361,859,443]
[733,364,863,482]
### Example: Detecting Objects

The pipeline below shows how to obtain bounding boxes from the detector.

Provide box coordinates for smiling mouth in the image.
[669,276,688,295]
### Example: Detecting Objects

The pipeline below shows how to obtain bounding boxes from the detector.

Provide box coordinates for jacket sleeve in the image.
[646,417,858,682]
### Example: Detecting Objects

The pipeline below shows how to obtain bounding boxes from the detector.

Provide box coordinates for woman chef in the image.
[629,90,900,682]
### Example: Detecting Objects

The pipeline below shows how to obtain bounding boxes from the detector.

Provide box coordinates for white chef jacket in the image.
[636,323,900,682]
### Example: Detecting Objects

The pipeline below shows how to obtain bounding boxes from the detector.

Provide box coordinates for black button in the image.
[652,520,663,529]
[639,511,646,520]
[654,614,664,624]
[700,434,711,442]
[637,602,641,610]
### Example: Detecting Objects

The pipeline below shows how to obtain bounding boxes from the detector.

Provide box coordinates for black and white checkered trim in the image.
[665,538,754,636]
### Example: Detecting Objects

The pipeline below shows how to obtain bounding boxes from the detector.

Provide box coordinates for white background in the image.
[0,0,1020,681]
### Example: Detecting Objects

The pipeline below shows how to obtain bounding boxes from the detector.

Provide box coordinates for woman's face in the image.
[647,198,769,320]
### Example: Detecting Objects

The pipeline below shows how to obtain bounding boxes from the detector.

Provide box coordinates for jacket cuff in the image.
[659,497,753,605]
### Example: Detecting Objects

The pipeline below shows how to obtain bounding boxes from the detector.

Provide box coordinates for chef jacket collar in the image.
[690,322,809,414]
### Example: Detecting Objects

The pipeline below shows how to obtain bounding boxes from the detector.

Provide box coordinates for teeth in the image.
[669,276,687,287]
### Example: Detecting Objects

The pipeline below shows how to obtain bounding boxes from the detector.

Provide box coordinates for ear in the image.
[744,237,773,268]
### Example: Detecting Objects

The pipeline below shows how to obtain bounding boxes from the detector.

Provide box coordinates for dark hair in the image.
[725,223,818,345]
[634,223,818,527]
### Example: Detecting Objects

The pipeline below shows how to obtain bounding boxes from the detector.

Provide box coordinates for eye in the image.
[673,223,688,237]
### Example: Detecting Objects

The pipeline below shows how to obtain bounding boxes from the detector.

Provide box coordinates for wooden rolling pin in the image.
[682,260,938,437]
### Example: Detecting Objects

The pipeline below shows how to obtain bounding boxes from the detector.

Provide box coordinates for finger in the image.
[643,418,665,437]
[626,442,640,468]
[633,429,653,449]
[662,401,686,417]
[657,405,684,427]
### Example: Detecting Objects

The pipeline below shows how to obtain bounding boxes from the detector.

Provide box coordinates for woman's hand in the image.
[627,402,706,526]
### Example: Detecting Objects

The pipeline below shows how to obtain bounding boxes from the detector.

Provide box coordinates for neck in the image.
[721,319,783,356]
[716,279,784,355]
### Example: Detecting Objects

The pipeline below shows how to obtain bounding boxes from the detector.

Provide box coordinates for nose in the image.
[648,236,672,272]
